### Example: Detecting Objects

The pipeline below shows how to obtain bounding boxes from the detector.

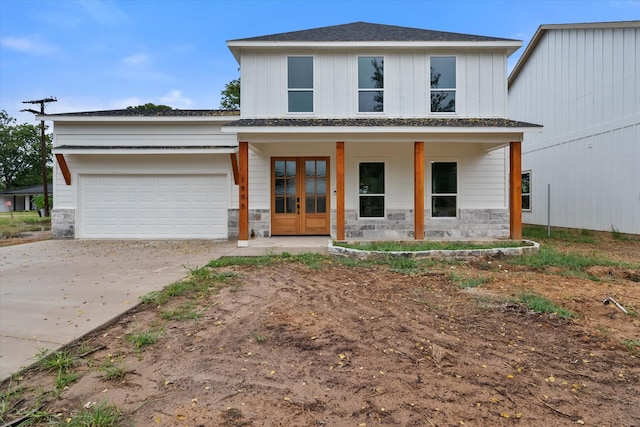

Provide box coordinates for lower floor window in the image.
[431,162,457,217]
[522,171,531,211]
[359,162,385,217]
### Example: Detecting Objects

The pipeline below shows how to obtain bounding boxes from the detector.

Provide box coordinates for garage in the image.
[78,174,228,239]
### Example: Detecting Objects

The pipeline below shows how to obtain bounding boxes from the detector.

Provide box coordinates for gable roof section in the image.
[227,22,522,60]
[229,21,515,43]
[508,20,640,88]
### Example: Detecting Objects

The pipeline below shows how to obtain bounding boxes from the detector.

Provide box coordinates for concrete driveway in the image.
[0,237,329,381]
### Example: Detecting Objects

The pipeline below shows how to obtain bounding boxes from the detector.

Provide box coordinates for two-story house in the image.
[43,22,539,244]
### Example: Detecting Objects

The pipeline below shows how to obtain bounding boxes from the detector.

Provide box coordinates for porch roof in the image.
[225,117,540,128]
[222,117,540,145]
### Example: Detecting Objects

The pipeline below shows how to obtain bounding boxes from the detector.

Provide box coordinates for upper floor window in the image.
[431,162,457,217]
[288,56,313,113]
[430,56,456,113]
[358,56,384,112]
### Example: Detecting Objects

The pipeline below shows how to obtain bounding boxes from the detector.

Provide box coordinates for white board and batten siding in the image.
[240,51,508,119]
[509,23,640,234]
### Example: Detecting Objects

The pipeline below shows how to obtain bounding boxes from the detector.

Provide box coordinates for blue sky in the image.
[1,0,638,124]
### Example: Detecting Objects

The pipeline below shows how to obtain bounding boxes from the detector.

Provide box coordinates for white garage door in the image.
[78,174,228,238]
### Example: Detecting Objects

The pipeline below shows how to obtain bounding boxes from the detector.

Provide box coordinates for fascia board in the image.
[37,115,240,124]
[52,147,237,155]
[222,125,541,135]
[228,40,522,56]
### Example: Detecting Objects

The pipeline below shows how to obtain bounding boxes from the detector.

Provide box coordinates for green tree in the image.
[0,110,52,192]
[220,78,240,110]
[126,103,173,113]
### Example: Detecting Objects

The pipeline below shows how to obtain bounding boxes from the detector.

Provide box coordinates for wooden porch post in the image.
[336,142,345,241]
[238,141,249,247]
[509,141,522,240]
[414,141,425,240]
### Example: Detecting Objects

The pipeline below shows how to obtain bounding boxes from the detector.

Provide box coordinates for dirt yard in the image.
[2,231,639,426]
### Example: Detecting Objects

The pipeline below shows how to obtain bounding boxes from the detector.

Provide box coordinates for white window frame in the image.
[357,56,384,114]
[287,56,314,114]
[522,170,531,211]
[429,56,457,114]
[430,160,458,218]
[357,160,386,219]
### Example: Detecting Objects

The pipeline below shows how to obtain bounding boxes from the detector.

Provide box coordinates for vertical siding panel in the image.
[466,53,480,116]
[622,28,638,116]
[494,53,506,117]
[479,54,494,117]
[612,30,625,120]
[602,29,614,123]
[584,29,594,128]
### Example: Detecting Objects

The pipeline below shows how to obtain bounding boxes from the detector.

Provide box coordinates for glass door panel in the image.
[272,157,329,236]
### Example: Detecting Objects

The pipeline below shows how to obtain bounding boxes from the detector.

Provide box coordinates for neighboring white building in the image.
[42,22,540,242]
[508,21,640,235]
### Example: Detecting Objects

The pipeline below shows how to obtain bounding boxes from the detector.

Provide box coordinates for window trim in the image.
[287,55,314,114]
[429,55,457,114]
[357,160,386,219]
[357,55,385,114]
[430,160,458,219]
[522,170,531,212]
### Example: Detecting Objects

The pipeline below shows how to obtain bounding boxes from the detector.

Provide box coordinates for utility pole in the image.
[22,97,57,217]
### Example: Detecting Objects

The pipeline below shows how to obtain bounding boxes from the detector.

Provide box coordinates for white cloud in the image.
[122,53,149,67]
[0,35,56,55]
[77,0,130,26]
[159,90,193,108]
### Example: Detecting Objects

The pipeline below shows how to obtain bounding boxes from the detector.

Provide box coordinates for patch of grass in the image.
[141,266,239,306]
[54,400,122,427]
[518,292,576,319]
[54,371,81,392]
[99,355,128,382]
[34,349,78,374]
[291,252,326,269]
[450,272,488,289]
[125,327,164,349]
[388,256,420,274]
[254,333,267,344]
[0,211,50,238]
[523,225,597,243]
[334,240,528,252]
[611,226,634,241]
[160,301,201,321]
[510,246,634,278]
[622,338,640,354]
[0,377,26,424]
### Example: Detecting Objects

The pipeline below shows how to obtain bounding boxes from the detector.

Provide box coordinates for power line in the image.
[21,97,57,217]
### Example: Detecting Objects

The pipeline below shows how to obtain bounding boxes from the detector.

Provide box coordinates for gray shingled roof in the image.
[0,184,51,195]
[229,21,517,43]
[43,109,239,117]
[225,117,541,128]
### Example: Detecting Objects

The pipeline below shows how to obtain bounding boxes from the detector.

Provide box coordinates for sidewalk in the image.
[0,237,328,380]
